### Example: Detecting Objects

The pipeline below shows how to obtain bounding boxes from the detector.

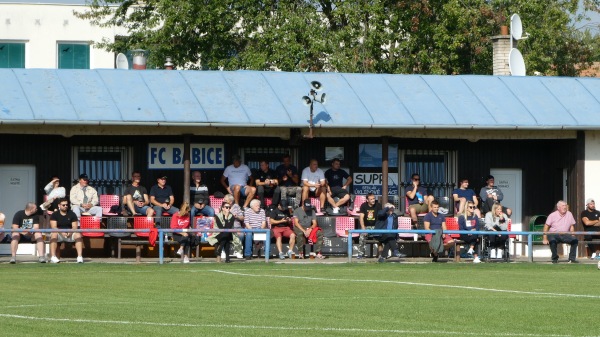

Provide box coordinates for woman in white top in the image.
[41,176,66,212]
[484,202,509,258]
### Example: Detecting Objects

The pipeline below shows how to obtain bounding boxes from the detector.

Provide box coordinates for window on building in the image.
[58,43,90,69]
[400,149,457,200]
[72,146,132,195]
[242,147,293,172]
[0,42,25,68]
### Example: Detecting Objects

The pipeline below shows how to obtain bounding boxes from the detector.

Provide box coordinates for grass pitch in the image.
[0,261,598,337]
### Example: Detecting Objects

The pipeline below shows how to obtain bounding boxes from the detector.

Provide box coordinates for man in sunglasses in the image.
[49,198,84,263]
[406,173,434,226]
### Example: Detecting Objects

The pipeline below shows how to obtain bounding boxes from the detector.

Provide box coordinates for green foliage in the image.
[75,0,600,75]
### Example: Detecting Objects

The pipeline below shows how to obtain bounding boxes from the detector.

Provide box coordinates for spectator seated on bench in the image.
[356,193,382,259]
[452,178,481,218]
[543,200,578,264]
[123,171,155,217]
[301,159,326,215]
[324,158,352,215]
[269,204,296,260]
[457,201,481,263]
[243,199,267,260]
[484,202,510,260]
[581,198,600,259]
[150,174,179,216]
[255,160,281,210]
[405,174,434,226]
[374,203,405,263]
[171,202,194,264]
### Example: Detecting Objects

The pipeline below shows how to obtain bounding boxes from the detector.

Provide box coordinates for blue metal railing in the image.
[3,228,271,264]
[5,228,597,264]
[346,229,599,263]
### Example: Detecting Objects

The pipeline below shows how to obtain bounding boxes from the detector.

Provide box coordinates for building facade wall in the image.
[0,133,579,229]
[1,3,124,68]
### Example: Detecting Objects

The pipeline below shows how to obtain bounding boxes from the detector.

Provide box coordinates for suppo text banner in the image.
[148,144,224,170]
[353,173,398,196]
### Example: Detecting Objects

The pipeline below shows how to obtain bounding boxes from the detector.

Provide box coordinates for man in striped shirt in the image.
[243,199,267,260]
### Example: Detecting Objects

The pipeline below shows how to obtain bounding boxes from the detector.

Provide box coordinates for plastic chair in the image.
[445,216,461,239]
[209,196,224,210]
[107,217,129,238]
[100,194,120,216]
[80,216,104,237]
[348,195,366,216]
[397,216,417,240]
[310,197,321,212]
[133,216,154,238]
[335,217,358,238]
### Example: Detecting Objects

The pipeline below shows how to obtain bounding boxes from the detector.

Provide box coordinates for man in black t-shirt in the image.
[124,171,155,217]
[581,198,600,259]
[10,202,45,264]
[49,198,84,263]
[150,174,179,216]
[275,154,301,208]
[255,160,281,209]
[269,204,296,259]
[357,193,382,259]
[324,158,352,214]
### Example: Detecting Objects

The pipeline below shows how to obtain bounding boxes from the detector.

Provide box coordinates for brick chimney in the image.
[491,34,515,76]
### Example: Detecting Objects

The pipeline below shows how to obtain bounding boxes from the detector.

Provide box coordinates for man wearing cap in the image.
[269,204,296,259]
[123,171,154,217]
[480,175,512,217]
[581,198,600,259]
[150,174,179,216]
[220,154,256,209]
[190,170,214,218]
[543,200,578,263]
[69,174,102,219]
[292,199,324,259]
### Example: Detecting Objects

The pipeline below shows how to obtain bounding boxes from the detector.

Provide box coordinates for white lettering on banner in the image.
[353,173,398,196]
[148,144,224,170]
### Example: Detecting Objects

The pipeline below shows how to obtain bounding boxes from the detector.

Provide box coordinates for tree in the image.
[76,0,600,76]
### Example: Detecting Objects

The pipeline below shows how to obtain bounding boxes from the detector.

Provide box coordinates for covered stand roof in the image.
[1,69,600,130]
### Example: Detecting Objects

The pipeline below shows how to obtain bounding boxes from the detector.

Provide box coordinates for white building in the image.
[0,0,125,69]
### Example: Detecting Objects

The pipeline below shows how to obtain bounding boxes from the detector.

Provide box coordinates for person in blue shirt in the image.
[452,178,481,218]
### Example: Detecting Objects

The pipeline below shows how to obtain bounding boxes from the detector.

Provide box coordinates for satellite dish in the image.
[510,14,522,40]
[509,48,526,76]
[116,53,129,69]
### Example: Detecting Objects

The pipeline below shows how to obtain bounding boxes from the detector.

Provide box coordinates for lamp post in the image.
[301,81,326,139]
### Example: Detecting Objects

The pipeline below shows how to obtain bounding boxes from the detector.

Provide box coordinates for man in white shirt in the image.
[301,159,326,215]
[69,174,102,219]
[220,154,256,209]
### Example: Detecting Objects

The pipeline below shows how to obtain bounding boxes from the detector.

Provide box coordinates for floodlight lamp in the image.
[310,81,323,91]
[302,96,312,106]
[319,93,326,104]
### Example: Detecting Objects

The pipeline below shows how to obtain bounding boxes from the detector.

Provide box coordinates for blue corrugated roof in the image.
[1,68,599,129]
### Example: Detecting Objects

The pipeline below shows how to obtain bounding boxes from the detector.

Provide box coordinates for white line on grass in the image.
[211,270,600,299]
[0,313,595,337]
